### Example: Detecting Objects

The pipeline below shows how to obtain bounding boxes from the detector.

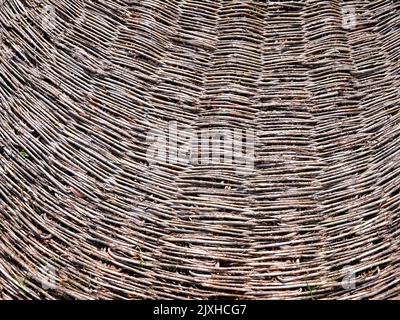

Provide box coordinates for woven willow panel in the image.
[0,0,399,299]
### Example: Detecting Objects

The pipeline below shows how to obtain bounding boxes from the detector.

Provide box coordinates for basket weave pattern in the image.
[0,0,399,299]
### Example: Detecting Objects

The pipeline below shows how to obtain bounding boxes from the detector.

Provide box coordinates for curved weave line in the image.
[0,0,399,299]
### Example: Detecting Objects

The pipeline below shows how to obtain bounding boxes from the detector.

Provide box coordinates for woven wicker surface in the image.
[0,0,399,299]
